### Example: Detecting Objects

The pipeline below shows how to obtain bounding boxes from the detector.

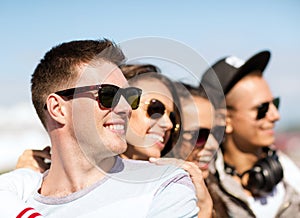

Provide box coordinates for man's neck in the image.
[40,146,116,197]
[223,139,263,174]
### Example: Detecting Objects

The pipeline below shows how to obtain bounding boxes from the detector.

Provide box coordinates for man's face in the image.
[70,62,132,167]
[225,72,280,151]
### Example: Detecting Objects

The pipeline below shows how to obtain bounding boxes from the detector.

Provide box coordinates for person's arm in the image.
[16,146,51,173]
[149,157,213,218]
[0,168,43,217]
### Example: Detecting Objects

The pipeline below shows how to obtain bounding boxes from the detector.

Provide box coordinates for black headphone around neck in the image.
[224,147,284,197]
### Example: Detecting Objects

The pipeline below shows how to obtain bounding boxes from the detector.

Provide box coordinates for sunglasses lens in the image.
[147,99,165,119]
[273,97,280,109]
[99,85,119,108]
[183,128,210,148]
[125,88,141,110]
[196,128,210,148]
[99,85,141,109]
[256,102,269,120]
[256,97,280,120]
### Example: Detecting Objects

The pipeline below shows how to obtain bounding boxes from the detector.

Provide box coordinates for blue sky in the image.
[0,0,299,171]
[0,0,299,139]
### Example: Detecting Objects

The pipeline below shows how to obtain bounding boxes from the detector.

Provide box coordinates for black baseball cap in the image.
[201,50,271,96]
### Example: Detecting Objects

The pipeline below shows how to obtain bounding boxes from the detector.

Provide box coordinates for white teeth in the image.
[105,124,124,130]
[199,156,212,163]
[148,134,164,143]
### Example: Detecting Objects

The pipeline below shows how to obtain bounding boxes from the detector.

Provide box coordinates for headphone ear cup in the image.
[224,148,284,197]
[244,150,284,196]
[268,151,284,185]
[257,157,276,191]
[244,166,265,195]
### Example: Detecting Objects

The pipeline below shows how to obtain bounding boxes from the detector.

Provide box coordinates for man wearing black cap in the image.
[201,51,300,217]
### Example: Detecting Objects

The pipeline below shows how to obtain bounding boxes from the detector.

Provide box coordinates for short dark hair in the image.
[31,38,125,128]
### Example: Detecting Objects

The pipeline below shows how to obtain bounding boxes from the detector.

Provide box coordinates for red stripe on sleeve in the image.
[28,212,42,218]
[16,207,34,218]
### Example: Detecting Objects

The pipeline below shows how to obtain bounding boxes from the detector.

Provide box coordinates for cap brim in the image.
[226,50,271,94]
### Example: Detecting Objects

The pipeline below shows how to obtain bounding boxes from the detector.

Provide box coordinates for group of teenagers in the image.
[1,38,300,218]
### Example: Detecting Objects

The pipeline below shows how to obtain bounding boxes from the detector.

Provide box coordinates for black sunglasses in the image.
[46,84,142,110]
[144,99,168,119]
[182,128,210,149]
[256,97,280,120]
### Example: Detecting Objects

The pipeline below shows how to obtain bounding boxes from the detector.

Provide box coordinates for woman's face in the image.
[180,95,219,178]
[124,78,174,160]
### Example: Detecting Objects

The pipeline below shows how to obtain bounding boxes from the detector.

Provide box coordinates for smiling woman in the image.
[120,66,181,160]
[123,74,174,160]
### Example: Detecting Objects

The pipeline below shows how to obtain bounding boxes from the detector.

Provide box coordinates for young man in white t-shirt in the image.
[0,39,198,217]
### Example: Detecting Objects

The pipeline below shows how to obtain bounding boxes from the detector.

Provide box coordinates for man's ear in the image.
[225,116,233,134]
[45,94,67,125]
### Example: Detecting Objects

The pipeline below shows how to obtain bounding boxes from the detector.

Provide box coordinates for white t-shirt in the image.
[0,157,198,218]
[0,168,43,217]
[247,182,285,218]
